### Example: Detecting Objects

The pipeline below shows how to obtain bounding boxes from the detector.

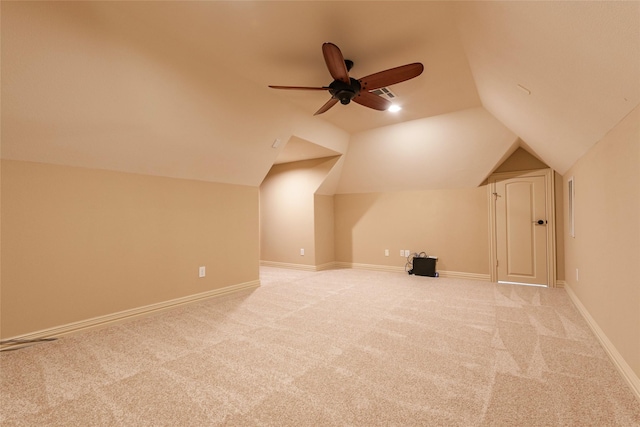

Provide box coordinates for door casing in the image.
[488,169,556,287]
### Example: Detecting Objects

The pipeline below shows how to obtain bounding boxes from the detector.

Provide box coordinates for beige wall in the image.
[259,156,339,267]
[334,188,490,275]
[334,146,567,280]
[564,104,640,380]
[314,195,335,268]
[1,160,259,338]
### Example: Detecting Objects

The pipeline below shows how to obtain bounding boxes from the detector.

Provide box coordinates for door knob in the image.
[535,219,547,225]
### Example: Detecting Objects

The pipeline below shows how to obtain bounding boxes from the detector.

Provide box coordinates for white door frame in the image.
[488,168,557,287]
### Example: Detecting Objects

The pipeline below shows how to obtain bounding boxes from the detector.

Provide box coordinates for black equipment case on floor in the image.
[409,256,438,277]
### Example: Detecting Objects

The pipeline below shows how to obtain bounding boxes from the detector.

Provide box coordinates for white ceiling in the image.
[2,1,638,189]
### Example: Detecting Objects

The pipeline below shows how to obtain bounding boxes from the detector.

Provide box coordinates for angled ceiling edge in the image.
[273,136,342,165]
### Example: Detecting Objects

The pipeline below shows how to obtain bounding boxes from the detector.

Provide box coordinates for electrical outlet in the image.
[405,250,410,257]
[384,249,389,257]
[400,250,405,257]
[300,248,305,256]
[576,268,579,281]
[198,266,206,278]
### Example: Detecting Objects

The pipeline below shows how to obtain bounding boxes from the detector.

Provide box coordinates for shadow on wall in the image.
[333,193,381,265]
[333,145,561,277]
[334,189,491,274]
[260,155,341,268]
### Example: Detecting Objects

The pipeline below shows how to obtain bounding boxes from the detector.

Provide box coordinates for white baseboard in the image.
[262,260,490,281]
[332,262,490,281]
[260,260,318,271]
[564,284,640,401]
[438,270,491,281]
[259,260,340,272]
[0,280,260,350]
[555,280,567,288]
[315,262,336,271]
[333,262,406,273]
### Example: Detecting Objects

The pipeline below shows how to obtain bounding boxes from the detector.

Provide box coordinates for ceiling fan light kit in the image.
[269,42,424,115]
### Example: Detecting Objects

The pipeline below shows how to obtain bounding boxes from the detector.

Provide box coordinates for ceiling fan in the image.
[269,42,424,115]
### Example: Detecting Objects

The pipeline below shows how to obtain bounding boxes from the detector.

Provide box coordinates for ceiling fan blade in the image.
[353,91,392,111]
[314,98,339,115]
[269,85,330,91]
[359,63,424,91]
[322,43,350,84]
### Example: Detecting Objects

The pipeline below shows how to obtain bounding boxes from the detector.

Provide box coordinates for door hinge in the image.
[496,259,499,267]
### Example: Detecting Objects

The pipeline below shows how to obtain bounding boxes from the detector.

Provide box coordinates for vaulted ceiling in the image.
[2,2,638,191]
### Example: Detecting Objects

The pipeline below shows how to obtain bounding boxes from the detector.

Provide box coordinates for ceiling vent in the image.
[369,87,397,100]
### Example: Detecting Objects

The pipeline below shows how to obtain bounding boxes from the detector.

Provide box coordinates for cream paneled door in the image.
[491,172,550,286]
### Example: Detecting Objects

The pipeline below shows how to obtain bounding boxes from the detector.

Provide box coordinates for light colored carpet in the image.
[1,267,639,426]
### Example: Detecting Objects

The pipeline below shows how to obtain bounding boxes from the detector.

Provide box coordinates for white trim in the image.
[564,284,640,401]
[260,260,318,271]
[333,263,491,281]
[315,262,337,271]
[261,261,491,281]
[568,176,575,238]
[333,262,405,273]
[260,261,339,271]
[498,280,547,287]
[438,271,491,281]
[488,183,499,283]
[0,280,260,350]
[555,280,566,288]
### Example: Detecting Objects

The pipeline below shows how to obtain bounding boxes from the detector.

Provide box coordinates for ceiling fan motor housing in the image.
[329,78,361,105]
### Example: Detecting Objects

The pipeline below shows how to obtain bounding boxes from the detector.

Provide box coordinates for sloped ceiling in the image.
[273,137,340,165]
[0,1,350,186]
[455,1,640,174]
[2,2,638,189]
[337,107,518,193]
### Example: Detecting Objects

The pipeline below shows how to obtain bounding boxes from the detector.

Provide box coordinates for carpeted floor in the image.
[1,267,639,426]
